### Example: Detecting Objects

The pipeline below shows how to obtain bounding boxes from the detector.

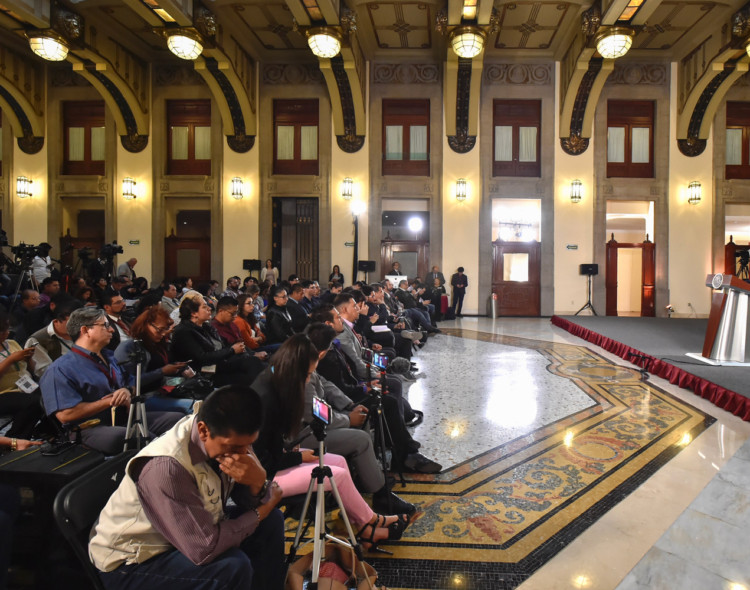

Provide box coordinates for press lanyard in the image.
[71,347,119,390]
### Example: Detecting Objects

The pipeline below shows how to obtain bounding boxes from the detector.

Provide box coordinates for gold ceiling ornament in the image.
[595,27,634,59]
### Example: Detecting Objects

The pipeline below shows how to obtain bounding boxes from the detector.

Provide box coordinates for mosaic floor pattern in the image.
[286,329,715,590]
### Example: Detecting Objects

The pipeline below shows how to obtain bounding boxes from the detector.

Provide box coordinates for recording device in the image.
[10,242,41,264]
[312,396,330,425]
[363,348,388,370]
[77,247,93,261]
[101,241,124,259]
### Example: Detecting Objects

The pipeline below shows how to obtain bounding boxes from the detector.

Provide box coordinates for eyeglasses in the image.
[275,294,288,299]
[88,320,111,329]
[150,323,169,334]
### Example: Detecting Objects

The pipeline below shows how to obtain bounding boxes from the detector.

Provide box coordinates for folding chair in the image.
[53,450,136,590]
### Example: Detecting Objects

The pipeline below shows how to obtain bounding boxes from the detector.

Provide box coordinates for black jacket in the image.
[169,320,234,371]
[264,305,295,344]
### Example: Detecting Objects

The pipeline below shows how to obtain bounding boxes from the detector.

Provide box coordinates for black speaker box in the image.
[243,259,262,271]
[357,260,376,272]
[579,263,599,276]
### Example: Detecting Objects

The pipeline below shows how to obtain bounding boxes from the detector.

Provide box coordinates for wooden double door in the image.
[491,239,541,316]
[605,235,655,316]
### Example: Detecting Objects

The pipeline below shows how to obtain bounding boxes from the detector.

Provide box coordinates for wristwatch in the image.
[257,479,270,498]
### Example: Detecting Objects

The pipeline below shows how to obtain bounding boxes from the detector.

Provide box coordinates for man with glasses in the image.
[40,307,182,455]
[102,292,132,351]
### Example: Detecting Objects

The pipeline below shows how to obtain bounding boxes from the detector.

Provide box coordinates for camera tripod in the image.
[363,360,405,496]
[287,419,363,589]
[123,341,150,451]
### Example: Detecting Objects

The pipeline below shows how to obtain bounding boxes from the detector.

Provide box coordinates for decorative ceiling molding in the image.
[262,63,325,85]
[484,63,552,85]
[372,63,440,84]
[606,63,668,86]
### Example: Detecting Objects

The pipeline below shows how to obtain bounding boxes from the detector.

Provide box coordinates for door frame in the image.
[605,234,655,316]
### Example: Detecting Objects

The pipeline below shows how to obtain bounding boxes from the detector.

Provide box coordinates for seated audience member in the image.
[286,283,310,333]
[333,293,421,424]
[309,309,438,474]
[304,323,431,504]
[394,280,438,334]
[92,277,109,305]
[245,284,266,324]
[264,286,295,344]
[320,280,343,306]
[0,309,42,440]
[106,275,130,299]
[210,297,266,381]
[160,283,180,314]
[298,280,315,314]
[89,386,286,590]
[251,335,413,552]
[37,277,61,308]
[27,298,83,378]
[39,307,182,455]
[19,292,75,346]
[425,265,446,287]
[221,276,241,299]
[429,277,447,322]
[73,285,97,307]
[235,294,279,354]
[114,306,193,414]
[9,289,41,342]
[102,292,132,351]
[170,296,254,386]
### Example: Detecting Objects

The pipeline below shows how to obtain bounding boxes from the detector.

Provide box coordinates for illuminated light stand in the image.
[686,274,750,366]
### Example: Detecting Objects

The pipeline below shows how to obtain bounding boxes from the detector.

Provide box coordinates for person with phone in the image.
[251,335,413,553]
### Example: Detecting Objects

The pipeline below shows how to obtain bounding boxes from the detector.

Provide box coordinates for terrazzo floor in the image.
[287,317,750,590]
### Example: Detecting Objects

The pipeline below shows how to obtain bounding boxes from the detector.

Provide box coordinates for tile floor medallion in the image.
[285,329,715,589]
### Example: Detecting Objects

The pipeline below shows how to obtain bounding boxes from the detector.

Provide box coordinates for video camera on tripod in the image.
[101,241,124,259]
[10,242,42,266]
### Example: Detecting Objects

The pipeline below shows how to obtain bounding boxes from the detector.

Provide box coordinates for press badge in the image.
[16,374,39,393]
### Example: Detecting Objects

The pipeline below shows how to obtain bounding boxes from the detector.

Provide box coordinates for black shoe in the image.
[403,452,442,474]
[372,490,416,516]
[404,410,423,427]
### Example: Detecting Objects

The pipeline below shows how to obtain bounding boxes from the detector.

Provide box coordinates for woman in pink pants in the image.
[251,334,411,550]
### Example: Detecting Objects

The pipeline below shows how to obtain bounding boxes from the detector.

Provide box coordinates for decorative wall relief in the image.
[372,64,440,85]
[262,64,324,85]
[484,64,553,85]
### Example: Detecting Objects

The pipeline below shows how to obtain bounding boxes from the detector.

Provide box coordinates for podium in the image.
[692,274,750,365]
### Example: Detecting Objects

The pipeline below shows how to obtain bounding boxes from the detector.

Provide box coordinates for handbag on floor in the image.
[285,540,386,590]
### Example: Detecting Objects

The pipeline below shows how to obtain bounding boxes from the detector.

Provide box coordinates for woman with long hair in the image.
[114,306,193,413]
[264,285,295,344]
[251,334,412,552]
[260,259,279,286]
[234,294,280,354]
[328,264,344,286]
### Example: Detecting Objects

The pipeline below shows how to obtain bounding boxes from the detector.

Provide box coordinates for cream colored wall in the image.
[13,142,48,245]
[222,139,260,281]
[668,62,713,318]
[554,65,595,314]
[442,135,480,314]
[116,142,153,282]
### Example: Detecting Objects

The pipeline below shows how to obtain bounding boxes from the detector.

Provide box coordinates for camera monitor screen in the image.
[372,352,388,369]
[312,396,330,425]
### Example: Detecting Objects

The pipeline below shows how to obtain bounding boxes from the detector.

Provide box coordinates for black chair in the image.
[53,450,136,590]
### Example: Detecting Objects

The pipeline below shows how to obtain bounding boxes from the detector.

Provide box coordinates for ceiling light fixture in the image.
[28,31,69,61]
[450,26,486,59]
[167,30,203,60]
[307,27,342,59]
[595,27,634,59]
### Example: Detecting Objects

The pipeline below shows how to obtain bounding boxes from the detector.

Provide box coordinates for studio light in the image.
[595,27,634,59]
[350,200,366,217]
[688,181,701,205]
[456,178,467,202]
[16,176,32,199]
[450,26,486,59]
[408,217,423,233]
[307,27,341,59]
[28,32,69,61]
[122,177,136,200]
[167,30,203,60]
[570,179,582,203]
[231,177,244,200]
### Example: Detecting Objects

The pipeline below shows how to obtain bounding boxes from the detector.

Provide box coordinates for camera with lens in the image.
[77,247,93,261]
[100,241,124,259]
[10,242,39,263]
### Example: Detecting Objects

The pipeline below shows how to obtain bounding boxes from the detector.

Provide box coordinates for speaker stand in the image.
[575,274,598,316]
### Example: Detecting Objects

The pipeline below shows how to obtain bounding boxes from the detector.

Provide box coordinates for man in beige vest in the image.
[89,385,285,589]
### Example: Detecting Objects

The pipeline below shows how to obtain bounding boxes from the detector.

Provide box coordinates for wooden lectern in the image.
[701,274,750,362]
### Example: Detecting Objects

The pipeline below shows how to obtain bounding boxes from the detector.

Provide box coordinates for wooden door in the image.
[272,198,319,280]
[380,240,430,281]
[491,239,541,316]
[605,234,655,317]
[165,234,211,283]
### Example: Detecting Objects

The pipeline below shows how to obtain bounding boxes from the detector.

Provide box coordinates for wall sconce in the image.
[122,177,136,200]
[687,181,701,205]
[456,178,467,202]
[16,176,32,199]
[341,177,353,201]
[231,177,244,200]
[570,179,582,203]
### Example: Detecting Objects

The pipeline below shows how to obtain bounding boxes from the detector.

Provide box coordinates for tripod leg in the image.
[310,478,327,585]
[290,475,318,551]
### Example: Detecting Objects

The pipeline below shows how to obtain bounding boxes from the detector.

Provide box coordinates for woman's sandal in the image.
[356,514,412,555]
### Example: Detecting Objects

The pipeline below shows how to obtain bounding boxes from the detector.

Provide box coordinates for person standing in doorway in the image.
[450,267,468,318]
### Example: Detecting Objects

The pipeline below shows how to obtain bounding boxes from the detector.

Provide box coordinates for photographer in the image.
[31,242,53,285]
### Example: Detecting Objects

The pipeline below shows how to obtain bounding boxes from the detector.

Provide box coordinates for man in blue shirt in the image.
[40,307,182,455]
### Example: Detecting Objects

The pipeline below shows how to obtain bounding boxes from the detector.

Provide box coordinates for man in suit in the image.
[450,267,469,317]
[102,292,132,352]
[286,283,310,333]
